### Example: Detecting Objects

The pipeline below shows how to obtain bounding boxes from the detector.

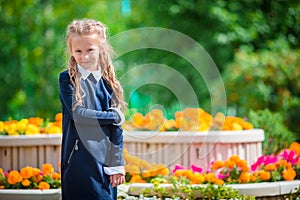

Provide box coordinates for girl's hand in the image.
[110,173,125,187]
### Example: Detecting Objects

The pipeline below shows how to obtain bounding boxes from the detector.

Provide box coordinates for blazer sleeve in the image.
[59,72,120,125]
[104,126,124,170]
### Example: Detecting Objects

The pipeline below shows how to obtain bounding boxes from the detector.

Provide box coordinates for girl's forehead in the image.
[71,34,100,46]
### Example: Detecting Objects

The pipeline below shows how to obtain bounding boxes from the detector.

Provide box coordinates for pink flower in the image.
[251,155,278,171]
[172,164,185,173]
[190,164,203,173]
[279,150,299,165]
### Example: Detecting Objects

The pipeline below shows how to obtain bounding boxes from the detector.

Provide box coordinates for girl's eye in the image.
[75,50,81,53]
[88,49,94,52]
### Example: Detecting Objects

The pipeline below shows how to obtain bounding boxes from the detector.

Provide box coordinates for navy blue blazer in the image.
[59,70,124,200]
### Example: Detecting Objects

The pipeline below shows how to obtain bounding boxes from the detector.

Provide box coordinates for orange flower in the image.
[32,168,41,176]
[55,113,63,122]
[0,168,3,174]
[212,160,225,170]
[141,170,151,178]
[130,175,146,183]
[28,117,43,127]
[52,172,61,180]
[42,163,54,176]
[190,173,205,184]
[229,155,240,163]
[264,164,276,171]
[283,168,296,181]
[7,170,23,185]
[239,172,250,183]
[250,174,257,182]
[20,166,33,179]
[290,142,300,155]
[32,174,43,183]
[259,170,271,181]
[182,169,194,180]
[173,169,184,177]
[38,181,50,190]
[224,160,235,169]
[21,179,31,187]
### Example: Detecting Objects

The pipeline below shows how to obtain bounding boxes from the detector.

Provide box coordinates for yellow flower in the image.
[42,163,54,176]
[25,124,40,135]
[7,170,23,185]
[22,179,31,187]
[38,181,50,190]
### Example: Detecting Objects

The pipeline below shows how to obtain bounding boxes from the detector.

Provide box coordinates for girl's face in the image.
[70,34,100,71]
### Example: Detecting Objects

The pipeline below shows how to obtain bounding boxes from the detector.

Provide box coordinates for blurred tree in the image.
[0,0,299,126]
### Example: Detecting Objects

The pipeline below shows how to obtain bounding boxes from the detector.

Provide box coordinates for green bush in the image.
[249,109,295,155]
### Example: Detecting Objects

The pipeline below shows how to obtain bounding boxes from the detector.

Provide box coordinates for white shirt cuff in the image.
[109,107,125,126]
[104,166,125,175]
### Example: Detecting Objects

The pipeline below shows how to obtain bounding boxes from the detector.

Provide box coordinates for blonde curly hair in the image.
[66,19,125,110]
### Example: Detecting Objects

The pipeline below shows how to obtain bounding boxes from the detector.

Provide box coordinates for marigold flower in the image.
[264,163,276,171]
[259,170,271,181]
[224,160,235,169]
[38,181,50,190]
[239,172,250,183]
[20,166,33,179]
[173,169,184,177]
[22,179,31,187]
[55,113,63,122]
[42,163,54,176]
[229,155,240,163]
[130,175,146,183]
[211,160,225,170]
[7,170,23,185]
[52,172,61,180]
[182,169,194,180]
[190,173,205,184]
[289,142,300,155]
[157,166,169,176]
[141,170,151,178]
[283,168,296,181]
[0,168,3,174]
[32,168,41,176]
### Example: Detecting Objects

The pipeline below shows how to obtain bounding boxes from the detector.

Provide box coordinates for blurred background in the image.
[1,0,300,153]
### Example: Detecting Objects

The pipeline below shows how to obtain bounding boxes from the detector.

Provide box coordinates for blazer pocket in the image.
[67,139,79,165]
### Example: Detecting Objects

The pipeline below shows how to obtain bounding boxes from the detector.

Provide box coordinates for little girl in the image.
[59,19,126,200]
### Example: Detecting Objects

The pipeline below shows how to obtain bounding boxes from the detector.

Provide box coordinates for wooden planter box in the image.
[0,129,264,171]
[0,135,61,171]
[124,129,264,169]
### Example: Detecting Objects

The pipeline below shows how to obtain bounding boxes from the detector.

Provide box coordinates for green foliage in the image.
[249,109,296,155]
[141,176,255,199]
[224,38,300,114]
[1,0,300,134]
